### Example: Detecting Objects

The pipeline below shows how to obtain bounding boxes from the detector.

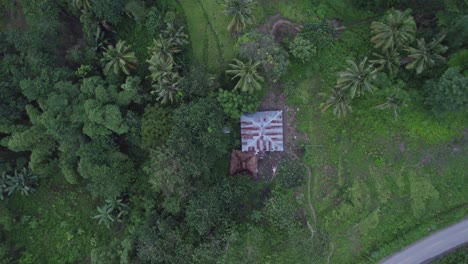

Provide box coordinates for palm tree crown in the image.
[147,55,174,83]
[337,57,378,98]
[370,50,400,77]
[148,36,181,64]
[102,40,137,76]
[404,35,448,74]
[320,87,352,118]
[226,58,264,93]
[151,72,183,104]
[224,0,254,33]
[371,9,416,53]
[163,22,189,47]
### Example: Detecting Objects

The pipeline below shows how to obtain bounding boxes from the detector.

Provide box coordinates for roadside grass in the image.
[276,1,467,263]
[4,176,120,263]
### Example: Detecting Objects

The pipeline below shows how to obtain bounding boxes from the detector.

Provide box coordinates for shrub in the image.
[238,31,289,83]
[423,67,468,114]
[277,158,307,188]
[217,89,260,120]
[91,0,125,26]
[448,49,468,74]
[145,7,164,36]
[140,104,172,149]
[299,21,335,51]
[289,36,317,63]
[3,168,38,197]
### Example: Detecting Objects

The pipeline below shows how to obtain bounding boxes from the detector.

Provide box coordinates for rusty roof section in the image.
[229,150,258,176]
[241,111,284,152]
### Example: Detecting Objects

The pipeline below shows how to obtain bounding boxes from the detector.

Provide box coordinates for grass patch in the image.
[178,0,237,72]
[274,2,468,262]
[4,177,120,263]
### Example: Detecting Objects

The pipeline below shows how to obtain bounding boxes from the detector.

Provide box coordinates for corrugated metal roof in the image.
[241,111,284,152]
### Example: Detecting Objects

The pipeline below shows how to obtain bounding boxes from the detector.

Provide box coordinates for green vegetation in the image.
[0,0,466,263]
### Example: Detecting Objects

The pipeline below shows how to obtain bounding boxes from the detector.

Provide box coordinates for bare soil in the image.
[255,88,309,181]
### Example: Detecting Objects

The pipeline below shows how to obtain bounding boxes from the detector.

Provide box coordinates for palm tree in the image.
[320,87,352,118]
[224,0,255,34]
[226,58,264,93]
[370,50,400,77]
[337,57,378,98]
[163,22,189,47]
[93,204,115,229]
[4,168,38,196]
[151,72,184,104]
[375,95,402,121]
[102,40,137,76]
[148,36,180,64]
[370,9,416,53]
[404,35,448,74]
[147,55,174,83]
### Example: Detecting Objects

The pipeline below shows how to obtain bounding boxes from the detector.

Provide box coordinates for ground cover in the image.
[178,0,238,72]
[3,176,120,263]
[257,1,468,263]
[243,1,468,263]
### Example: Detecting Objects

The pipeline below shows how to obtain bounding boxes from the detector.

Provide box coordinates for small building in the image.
[240,111,284,152]
[229,150,258,176]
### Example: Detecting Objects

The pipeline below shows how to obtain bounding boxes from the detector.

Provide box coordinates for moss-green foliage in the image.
[178,0,236,71]
[276,2,468,262]
[423,67,468,114]
[140,104,172,149]
[238,31,290,84]
[276,158,307,188]
[3,174,120,263]
[432,246,468,264]
[289,36,317,64]
[409,171,440,218]
[90,0,126,26]
[448,49,468,73]
[217,89,260,120]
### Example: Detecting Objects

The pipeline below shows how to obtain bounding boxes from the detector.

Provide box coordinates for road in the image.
[380,218,468,264]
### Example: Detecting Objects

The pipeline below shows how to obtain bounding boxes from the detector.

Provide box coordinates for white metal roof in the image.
[241,111,284,152]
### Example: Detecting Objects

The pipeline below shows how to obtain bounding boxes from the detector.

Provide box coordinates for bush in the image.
[423,67,468,114]
[448,49,468,74]
[289,36,317,63]
[91,0,126,26]
[277,158,307,188]
[238,31,290,83]
[145,7,164,36]
[299,21,335,51]
[140,104,172,149]
[216,89,259,120]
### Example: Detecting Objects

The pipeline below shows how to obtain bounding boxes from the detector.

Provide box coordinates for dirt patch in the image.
[255,88,309,181]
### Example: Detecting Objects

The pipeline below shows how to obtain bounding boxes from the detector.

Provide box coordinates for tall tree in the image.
[226,59,264,93]
[370,50,400,77]
[224,0,255,34]
[162,22,189,47]
[404,35,448,74]
[370,9,416,53]
[151,72,183,104]
[337,57,378,98]
[102,40,137,76]
[148,37,180,64]
[147,55,174,83]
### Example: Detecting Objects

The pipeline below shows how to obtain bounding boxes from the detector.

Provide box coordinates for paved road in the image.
[380,218,468,264]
